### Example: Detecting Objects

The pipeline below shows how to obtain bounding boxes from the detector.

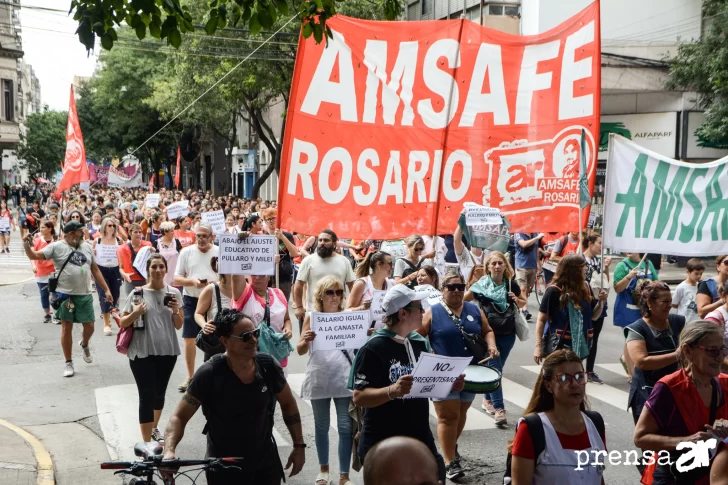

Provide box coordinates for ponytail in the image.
[355,250,391,279]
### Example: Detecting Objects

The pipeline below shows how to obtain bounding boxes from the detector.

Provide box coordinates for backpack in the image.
[152,238,183,253]
[400,258,422,289]
[503,410,605,484]
[200,353,279,445]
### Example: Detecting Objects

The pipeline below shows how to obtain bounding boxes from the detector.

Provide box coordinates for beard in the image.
[317,245,335,258]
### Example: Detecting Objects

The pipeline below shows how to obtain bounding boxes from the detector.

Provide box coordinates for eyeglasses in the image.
[229,327,260,343]
[694,345,728,359]
[414,246,424,252]
[722,260,728,266]
[404,304,424,314]
[445,283,466,292]
[71,216,80,219]
[107,224,116,228]
[264,218,276,223]
[196,234,211,240]
[554,372,587,386]
[325,289,344,297]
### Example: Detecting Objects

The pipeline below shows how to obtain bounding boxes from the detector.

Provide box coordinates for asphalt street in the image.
[0,260,648,485]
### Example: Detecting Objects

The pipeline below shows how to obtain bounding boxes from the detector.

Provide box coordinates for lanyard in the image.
[393,334,417,366]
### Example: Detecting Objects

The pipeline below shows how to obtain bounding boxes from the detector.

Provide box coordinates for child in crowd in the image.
[672,258,704,323]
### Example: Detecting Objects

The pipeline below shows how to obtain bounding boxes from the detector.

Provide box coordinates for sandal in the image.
[315,471,331,485]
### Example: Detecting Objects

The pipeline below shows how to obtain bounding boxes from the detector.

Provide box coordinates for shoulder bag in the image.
[480,279,518,336]
[256,289,293,363]
[48,249,75,294]
[442,302,488,361]
[196,284,226,356]
[541,286,569,357]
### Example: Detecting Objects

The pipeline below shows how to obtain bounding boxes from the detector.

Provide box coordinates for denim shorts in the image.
[0,230,9,236]
[432,390,476,403]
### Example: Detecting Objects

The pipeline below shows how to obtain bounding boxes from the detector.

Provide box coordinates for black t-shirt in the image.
[352,336,435,458]
[187,353,287,462]
[698,280,720,302]
[277,231,295,282]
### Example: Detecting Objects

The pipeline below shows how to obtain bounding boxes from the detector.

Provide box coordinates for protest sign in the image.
[587,210,597,229]
[369,290,387,328]
[95,244,118,266]
[415,284,443,310]
[132,246,153,279]
[465,206,502,226]
[201,210,225,235]
[218,234,276,275]
[310,311,369,352]
[278,5,600,239]
[145,194,160,208]
[408,354,471,399]
[458,213,511,252]
[603,134,728,256]
[166,200,189,220]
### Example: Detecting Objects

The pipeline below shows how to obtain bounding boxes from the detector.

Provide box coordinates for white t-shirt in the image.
[422,236,447,275]
[174,245,220,298]
[673,281,700,323]
[455,246,484,283]
[296,253,355,311]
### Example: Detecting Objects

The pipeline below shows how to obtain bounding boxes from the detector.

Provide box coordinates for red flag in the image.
[149,173,155,192]
[174,146,181,189]
[55,86,89,196]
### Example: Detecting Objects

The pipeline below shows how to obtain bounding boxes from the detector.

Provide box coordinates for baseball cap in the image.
[63,221,85,233]
[381,284,431,316]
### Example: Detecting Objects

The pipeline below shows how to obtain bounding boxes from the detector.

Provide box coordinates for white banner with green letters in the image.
[603,134,728,257]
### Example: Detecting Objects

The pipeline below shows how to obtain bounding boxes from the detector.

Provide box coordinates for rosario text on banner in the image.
[603,134,728,257]
[278,4,600,239]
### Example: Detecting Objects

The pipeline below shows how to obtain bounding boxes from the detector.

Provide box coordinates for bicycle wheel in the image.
[535,272,546,306]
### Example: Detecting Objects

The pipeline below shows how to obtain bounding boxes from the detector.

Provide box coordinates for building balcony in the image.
[0,121,20,146]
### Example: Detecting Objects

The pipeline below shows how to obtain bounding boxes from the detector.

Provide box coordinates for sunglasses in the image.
[404,304,424,314]
[230,327,260,343]
[694,345,728,359]
[414,247,424,252]
[325,289,344,297]
[555,372,587,386]
[71,216,80,219]
[445,283,466,292]
[196,234,211,240]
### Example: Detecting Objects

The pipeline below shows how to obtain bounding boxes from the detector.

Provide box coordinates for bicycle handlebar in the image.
[100,457,245,470]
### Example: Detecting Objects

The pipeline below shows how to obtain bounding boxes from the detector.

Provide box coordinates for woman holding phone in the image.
[120,253,183,444]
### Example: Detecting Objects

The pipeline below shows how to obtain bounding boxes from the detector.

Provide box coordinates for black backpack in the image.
[400,258,423,289]
[503,410,605,483]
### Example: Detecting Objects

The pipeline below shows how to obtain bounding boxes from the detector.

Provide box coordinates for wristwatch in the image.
[293,443,307,449]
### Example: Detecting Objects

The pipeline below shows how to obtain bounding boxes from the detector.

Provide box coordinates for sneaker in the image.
[455,445,461,462]
[53,318,61,325]
[103,326,112,336]
[522,309,532,321]
[63,361,74,377]
[43,314,52,324]
[151,428,164,443]
[481,399,496,415]
[178,378,191,393]
[495,409,508,426]
[79,340,93,363]
[588,372,604,385]
[445,459,465,480]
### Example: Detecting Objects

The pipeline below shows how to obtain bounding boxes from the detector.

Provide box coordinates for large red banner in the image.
[278,3,600,239]
[56,86,89,196]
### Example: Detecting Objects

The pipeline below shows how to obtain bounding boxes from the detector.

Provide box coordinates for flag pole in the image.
[600,134,615,290]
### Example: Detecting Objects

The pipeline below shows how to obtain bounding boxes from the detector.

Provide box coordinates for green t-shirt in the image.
[613,258,658,285]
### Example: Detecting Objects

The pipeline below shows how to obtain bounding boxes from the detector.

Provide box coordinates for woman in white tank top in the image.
[93,217,123,336]
[346,251,394,332]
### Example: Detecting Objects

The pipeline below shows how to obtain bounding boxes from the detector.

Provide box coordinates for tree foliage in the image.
[69,0,403,52]
[17,108,67,180]
[666,0,728,143]
[75,41,179,175]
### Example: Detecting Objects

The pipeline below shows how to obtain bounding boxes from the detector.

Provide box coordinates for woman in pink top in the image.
[153,221,182,287]
[33,221,57,323]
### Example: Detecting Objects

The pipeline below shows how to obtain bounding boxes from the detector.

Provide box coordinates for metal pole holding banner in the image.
[600,133,614,290]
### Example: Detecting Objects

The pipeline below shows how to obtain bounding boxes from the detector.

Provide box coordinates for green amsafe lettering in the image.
[695,165,728,242]
[679,167,709,243]
[615,154,648,238]
[654,165,689,241]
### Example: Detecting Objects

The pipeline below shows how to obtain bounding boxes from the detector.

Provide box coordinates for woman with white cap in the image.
[348,284,465,485]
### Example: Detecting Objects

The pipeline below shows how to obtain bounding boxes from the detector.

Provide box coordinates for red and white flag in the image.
[55,86,89,196]
[149,173,155,192]
[174,146,181,189]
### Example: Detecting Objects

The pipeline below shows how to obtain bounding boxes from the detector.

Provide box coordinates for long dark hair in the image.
[551,254,592,308]
[355,251,391,279]
[507,349,588,452]
[243,214,261,231]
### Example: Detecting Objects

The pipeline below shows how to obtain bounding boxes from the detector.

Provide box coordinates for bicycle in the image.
[101,442,244,485]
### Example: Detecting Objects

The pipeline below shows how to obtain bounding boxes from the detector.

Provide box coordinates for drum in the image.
[463,365,502,394]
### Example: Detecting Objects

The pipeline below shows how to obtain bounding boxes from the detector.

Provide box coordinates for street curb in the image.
[0,419,55,485]
[0,276,34,287]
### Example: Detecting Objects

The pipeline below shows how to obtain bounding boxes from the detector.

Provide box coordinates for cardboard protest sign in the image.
[145,194,160,208]
[95,244,118,266]
[604,134,728,256]
[465,205,502,226]
[369,290,388,330]
[408,354,471,399]
[166,200,189,220]
[132,246,153,279]
[278,5,600,239]
[218,234,276,275]
[201,210,225,235]
[310,311,369,351]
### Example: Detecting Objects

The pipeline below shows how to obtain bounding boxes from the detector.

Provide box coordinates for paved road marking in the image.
[522,365,629,411]
[596,363,630,378]
[0,419,55,485]
[95,385,142,462]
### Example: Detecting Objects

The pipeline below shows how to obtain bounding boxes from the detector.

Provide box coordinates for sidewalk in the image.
[0,420,54,485]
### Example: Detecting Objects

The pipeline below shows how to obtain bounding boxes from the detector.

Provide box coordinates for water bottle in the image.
[133,288,145,330]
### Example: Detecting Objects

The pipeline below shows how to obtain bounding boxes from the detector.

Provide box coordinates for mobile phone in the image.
[199,279,208,285]
[163,292,176,306]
